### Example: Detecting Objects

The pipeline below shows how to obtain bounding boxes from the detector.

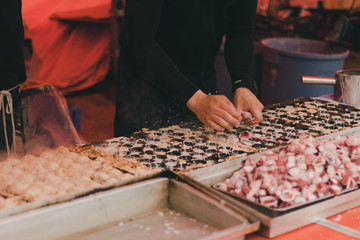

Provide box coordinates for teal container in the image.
[260,37,349,105]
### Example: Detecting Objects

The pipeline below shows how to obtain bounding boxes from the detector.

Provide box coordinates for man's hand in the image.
[233,87,264,124]
[186,90,242,131]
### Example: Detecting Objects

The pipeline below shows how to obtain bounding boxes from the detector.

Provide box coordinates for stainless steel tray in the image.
[182,159,360,238]
[0,170,161,219]
[217,124,360,212]
[181,126,360,238]
[211,182,354,213]
[0,178,259,240]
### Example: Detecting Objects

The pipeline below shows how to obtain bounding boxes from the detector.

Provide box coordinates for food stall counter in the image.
[247,221,355,240]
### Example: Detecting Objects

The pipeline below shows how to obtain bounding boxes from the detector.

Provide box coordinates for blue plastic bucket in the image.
[260,37,349,105]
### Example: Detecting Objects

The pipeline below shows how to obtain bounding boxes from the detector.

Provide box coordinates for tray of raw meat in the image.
[213,135,360,213]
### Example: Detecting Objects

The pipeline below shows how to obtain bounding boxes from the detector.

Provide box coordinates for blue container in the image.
[260,37,349,105]
[68,103,81,132]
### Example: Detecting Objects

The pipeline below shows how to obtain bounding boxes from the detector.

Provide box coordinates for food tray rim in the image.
[212,182,359,213]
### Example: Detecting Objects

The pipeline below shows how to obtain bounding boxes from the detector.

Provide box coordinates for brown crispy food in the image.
[0,190,14,199]
[74,144,101,160]
[0,190,25,207]
[74,145,150,175]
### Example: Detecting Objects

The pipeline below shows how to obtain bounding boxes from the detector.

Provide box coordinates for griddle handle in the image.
[301,76,336,85]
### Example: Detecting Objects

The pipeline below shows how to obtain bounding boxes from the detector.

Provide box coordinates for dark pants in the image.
[0,86,21,151]
[114,69,217,137]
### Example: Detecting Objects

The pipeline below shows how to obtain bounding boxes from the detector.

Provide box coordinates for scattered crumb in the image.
[333,215,342,222]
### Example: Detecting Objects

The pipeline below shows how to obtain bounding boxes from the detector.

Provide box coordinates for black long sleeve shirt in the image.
[122,0,258,104]
[0,0,27,90]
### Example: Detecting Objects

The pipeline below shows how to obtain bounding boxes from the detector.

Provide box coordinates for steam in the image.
[13,84,83,156]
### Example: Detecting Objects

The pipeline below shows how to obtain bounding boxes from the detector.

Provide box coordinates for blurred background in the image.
[19,0,360,144]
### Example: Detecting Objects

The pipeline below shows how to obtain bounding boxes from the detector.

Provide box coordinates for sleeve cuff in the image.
[232,79,259,96]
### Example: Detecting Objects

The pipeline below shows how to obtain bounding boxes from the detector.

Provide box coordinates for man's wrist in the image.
[186,89,205,110]
[232,79,258,96]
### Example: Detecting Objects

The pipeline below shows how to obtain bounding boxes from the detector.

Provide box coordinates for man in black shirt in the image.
[0,0,27,152]
[114,0,263,136]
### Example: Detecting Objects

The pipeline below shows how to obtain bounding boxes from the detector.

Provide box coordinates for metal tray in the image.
[181,161,360,238]
[209,123,360,213]
[263,97,360,133]
[264,96,360,110]
[0,170,161,219]
[211,182,349,213]
[181,126,360,238]
[0,178,259,240]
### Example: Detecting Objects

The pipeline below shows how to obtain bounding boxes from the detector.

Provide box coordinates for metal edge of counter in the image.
[0,177,260,240]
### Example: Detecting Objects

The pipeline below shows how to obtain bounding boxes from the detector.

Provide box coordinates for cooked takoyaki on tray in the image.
[94,98,360,172]
[0,146,159,217]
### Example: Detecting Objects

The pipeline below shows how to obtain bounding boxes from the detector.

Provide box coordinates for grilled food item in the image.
[97,98,360,172]
[0,146,155,210]
[96,125,253,172]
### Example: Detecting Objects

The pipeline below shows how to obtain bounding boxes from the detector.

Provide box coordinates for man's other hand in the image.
[233,87,264,125]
